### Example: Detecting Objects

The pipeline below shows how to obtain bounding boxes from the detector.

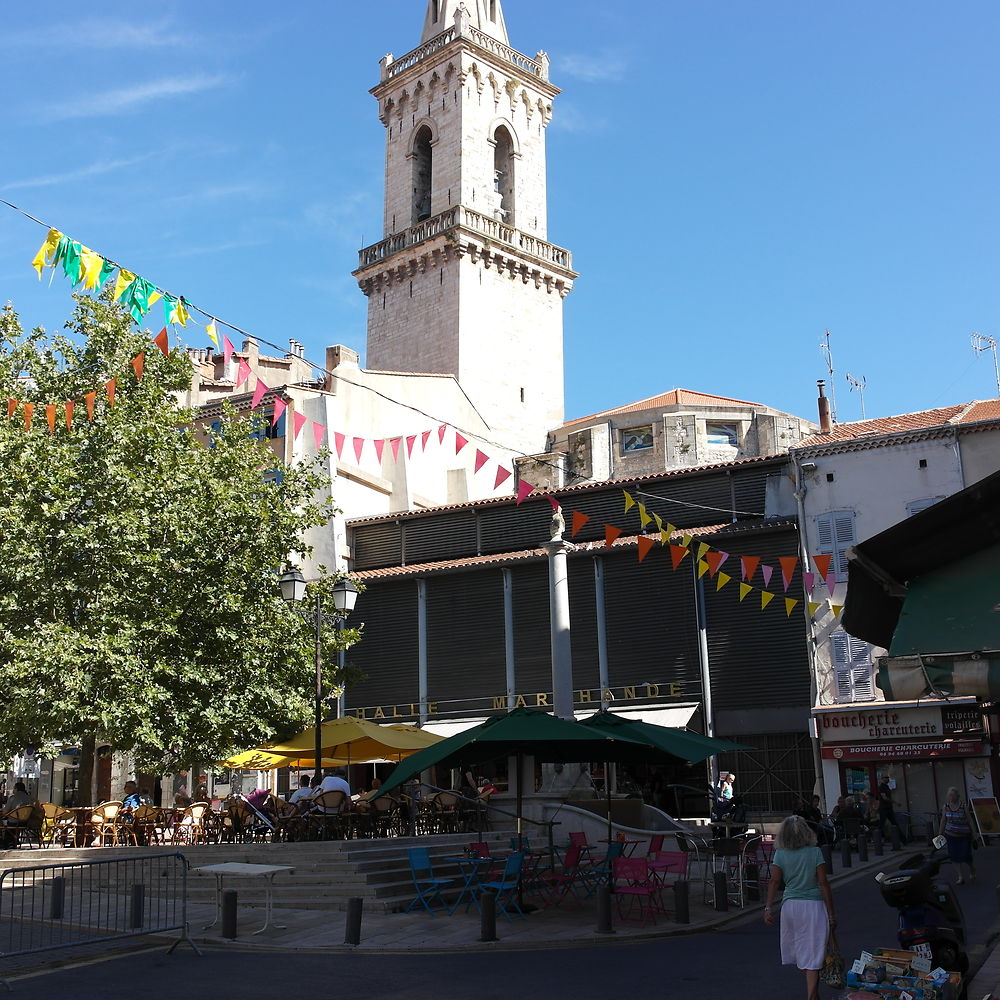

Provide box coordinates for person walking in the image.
[878,776,905,842]
[938,786,976,884]
[764,815,836,1000]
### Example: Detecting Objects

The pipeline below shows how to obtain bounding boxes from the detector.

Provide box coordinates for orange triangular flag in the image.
[623,491,635,513]
[760,591,775,610]
[604,525,623,549]
[697,559,709,579]
[84,392,96,422]
[132,352,145,381]
[153,327,169,356]
[739,583,752,602]
[784,597,798,617]
[807,601,823,618]
[45,404,55,433]
[105,379,117,408]
[812,553,833,578]
[778,556,799,591]
[705,551,727,578]
[669,544,689,570]
[831,604,844,618]
[571,511,590,537]
[23,403,33,432]
[636,536,655,563]
[64,400,74,431]
[6,398,17,420]
[740,554,760,582]
[716,571,731,591]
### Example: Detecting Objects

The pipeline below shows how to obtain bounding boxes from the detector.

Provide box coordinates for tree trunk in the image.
[77,734,97,806]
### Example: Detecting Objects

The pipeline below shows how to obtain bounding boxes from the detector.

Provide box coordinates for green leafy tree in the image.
[0,295,360,798]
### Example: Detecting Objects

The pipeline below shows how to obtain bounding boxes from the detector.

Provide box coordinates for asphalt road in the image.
[6,847,1000,999]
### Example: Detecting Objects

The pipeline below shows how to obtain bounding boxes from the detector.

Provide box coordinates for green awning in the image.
[877,652,1000,701]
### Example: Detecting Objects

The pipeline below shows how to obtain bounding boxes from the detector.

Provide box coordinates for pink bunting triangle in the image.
[547,494,560,511]
[803,571,815,594]
[292,411,308,439]
[272,397,287,424]
[334,431,345,458]
[826,573,838,593]
[515,480,536,505]
[235,359,252,388]
[438,424,447,444]
[494,466,512,489]
[421,430,431,450]
[312,421,325,451]
[389,437,402,462]
[761,564,774,588]
[222,334,235,367]
[374,439,385,462]
[406,435,417,457]
[474,449,489,473]
[250,378,269,409]
[455,432,468,454]
[353,437,364,462]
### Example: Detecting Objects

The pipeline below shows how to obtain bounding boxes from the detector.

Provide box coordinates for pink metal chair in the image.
[612,856,659,925]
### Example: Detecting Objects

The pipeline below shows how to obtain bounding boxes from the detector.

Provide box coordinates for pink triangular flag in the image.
[292,411,308,439]
[474,449,489,473]
[312,421,325,451]
[515,480,536,505]
[374,439,385,462]
[761,564,774,588]
[803,571,815,594]
[406,435,417,457]
[546,494,560,511]
[826,573,838,593]
[438,424,447,444]
[235,359,252,388]
[250,377,268,409]
[353,437,365,462]
[455,432,468,454]
[334,432,345,457]
[494,466,512,489]
[272,397,287,424]
[389,437,402,461]
[222,334,235,367]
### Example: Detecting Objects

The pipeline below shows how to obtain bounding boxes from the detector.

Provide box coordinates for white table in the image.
[194,862,295,935]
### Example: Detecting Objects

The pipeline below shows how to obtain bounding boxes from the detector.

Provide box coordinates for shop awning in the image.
[876,653,1000,701]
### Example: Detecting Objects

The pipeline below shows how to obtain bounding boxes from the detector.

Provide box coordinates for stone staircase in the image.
[0,830,519,913]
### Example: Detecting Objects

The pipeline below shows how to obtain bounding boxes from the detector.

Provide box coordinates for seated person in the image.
[121,781,143,810]
[314,768,352,807]
[864,793,882,832]
[3,781,30,812]
[288,775,315,810]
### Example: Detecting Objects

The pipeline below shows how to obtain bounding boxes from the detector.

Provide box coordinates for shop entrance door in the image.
[844,765,873,799]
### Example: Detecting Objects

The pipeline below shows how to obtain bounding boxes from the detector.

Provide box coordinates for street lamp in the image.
[279,567,359,781]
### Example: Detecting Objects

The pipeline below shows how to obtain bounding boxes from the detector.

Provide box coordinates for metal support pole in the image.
[314,591,323,779]
[221,889,238,939]
[872,827,883,856]
[840,839,852,868]
[713,871,728,911]
[745,862,760,902]
[596,885,615,934]
[480,892,498,942]
[344,897,363,945]
[890,825,902,851]
[857,833,868,862]
[129,884,145,929]
[674,878,690,923]
[49,876,65,919]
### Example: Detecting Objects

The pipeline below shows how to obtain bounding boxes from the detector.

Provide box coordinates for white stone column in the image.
[544,506,574,719]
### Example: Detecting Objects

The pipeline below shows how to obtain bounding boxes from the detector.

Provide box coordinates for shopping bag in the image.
[820,930,845,989]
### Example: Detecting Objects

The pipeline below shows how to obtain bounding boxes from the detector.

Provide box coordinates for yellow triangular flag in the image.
[80,248,104,290]
[623,490,635,512]
[638,504,652,528]
[831,604,844,618]
[653,513,663,532]
[697,559,709,579]
[760,591,775,610]
[148,291,163,309]
[739,583,752,602]
[113,269,135,300]
[784,597,798,617]
[807,601,822,618]
[716,571,731,591]
[697,541,710,560]
[659,530,670,546]
[31,228,62,277]
[168,296,190,326]
[205,320,219,347]
[681,534,692,548]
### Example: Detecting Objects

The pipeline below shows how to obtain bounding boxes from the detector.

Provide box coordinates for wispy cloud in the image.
[6,19,189,51]
[556,51,629,84]
[0,154,155,192]
[40,73,234,122]
[163,183,271,206]
[550,103,609,135]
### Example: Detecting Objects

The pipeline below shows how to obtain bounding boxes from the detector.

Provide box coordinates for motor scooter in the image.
[876,841,968,975]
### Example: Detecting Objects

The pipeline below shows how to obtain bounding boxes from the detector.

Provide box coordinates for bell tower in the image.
[354,0,576,456]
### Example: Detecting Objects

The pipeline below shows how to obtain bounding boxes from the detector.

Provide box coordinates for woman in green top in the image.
[764,815,836,1000]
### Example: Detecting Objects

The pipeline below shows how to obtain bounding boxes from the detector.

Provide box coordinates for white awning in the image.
[603,703,701,728]
[419,718,488,739]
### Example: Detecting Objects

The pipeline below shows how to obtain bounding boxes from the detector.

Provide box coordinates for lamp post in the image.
[279,568,359,781]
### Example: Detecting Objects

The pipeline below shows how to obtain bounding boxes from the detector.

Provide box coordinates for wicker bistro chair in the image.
[369,795,401,839]
[270,796,303,842]
[2,804,44,848]
[89,801,124,847]
[173,802,213,845]
[307,790,349,840]
[40,803,75,847]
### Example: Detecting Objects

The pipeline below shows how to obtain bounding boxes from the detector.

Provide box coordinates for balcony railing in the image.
[384,26,544,81]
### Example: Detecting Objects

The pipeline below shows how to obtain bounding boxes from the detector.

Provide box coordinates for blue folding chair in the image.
[581,840,625,896]
[481,851,526,922]
[406,846,455,914]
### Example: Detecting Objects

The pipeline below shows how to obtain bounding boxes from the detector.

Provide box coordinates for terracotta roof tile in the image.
[953,399,1000,423]
[562,388,765,428]
[796,405,966,448]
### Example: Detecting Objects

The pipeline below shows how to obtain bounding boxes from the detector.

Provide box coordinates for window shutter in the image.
[831,630,872,703]
[907,497,942,517]
[816,510,856,576]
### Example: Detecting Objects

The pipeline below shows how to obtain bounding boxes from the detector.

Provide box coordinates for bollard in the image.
[49,876,65,920]
[596,885,615,934]
[857,833,869,863]
[840,838,853,868]
[221,889,238,940]
[745,862,760,902]
[674,878,689,924]
[872,827,883,856]
[890,825,902,852]
[480,891,498,942]
[129,884,145,929]
[344,897,363,946]
[713,871,729,912]
[821,843,834,875]
[925,819,936,846]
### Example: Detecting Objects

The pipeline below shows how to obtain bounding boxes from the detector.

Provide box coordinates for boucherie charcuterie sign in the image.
[817,705,984,743]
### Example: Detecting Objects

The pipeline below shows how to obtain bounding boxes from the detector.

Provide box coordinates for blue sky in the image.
[1,1,998,429]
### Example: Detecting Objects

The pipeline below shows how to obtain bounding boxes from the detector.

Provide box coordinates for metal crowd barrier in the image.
[0,851,200,984]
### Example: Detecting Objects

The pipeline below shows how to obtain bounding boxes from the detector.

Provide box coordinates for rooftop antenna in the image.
[819,329,838,422]
[846,373,867,419]
[971,333,1000,397]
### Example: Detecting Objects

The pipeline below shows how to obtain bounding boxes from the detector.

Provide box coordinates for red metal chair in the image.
[612,856,659,925]
[532,844,587,908]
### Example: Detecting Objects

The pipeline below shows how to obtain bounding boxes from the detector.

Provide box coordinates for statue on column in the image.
[549,504,565,542]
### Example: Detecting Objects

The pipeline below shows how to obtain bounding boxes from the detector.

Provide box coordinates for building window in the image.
[831,630,874,703]
[412,126,433,224]
[705,422,739,447]
[906,497,943,516]
[490,0,497,20]
[622,425,654,453]
[263,468,285,486]
[266,409,286,439]
[815,509,856,577]
[493,125,515,224]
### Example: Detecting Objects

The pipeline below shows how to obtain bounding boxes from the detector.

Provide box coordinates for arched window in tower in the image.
[492,125,515,224]
[489,0,497,21]
[412,125,433,224]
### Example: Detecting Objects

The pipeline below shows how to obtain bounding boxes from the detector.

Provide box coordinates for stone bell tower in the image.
[354,0,576,456]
